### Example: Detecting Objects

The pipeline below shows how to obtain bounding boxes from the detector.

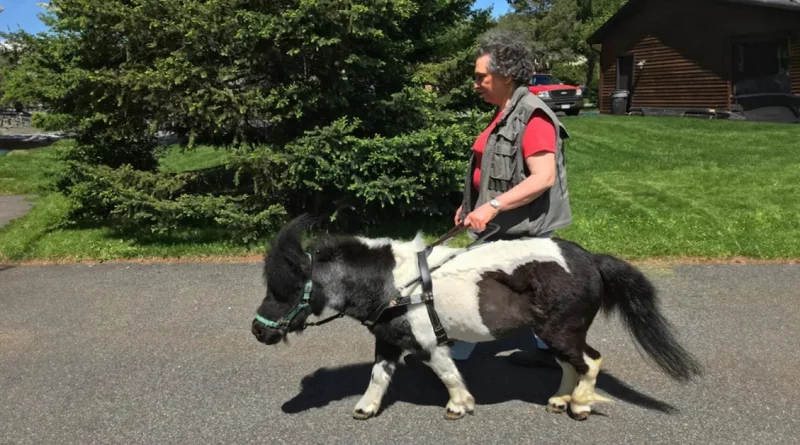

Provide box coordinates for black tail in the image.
[595,254,703,382]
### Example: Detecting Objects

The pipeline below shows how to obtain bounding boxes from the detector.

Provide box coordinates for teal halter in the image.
[255,253,314,329]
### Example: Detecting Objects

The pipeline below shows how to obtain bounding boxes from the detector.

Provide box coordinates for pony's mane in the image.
[263,215,316,300]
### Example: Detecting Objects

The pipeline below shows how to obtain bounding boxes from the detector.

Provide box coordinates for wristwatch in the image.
[489,199,502,211]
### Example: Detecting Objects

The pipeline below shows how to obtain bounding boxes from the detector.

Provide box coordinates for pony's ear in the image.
[263,214,318,295]
[411,231,426,252]
[267,214,317,259]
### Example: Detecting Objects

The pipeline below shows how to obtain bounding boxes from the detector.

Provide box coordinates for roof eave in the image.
[722,0,800,12]
[586,0,646,45]
[586,0,800,45]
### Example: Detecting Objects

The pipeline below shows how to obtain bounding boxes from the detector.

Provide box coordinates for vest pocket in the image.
[488,137,516,192]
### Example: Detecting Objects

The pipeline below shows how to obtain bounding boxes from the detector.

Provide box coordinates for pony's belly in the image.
[427,276,496,343]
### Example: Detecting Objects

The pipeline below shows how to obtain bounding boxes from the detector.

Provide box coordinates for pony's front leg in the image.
[424,346,475,420]
[353,338,402,420]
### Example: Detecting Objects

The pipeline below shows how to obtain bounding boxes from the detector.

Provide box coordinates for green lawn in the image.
[157,144,228,174]
[557,115,800,258]
[0,142,250,262]
[0,141,66,195]
[1,115,799,262]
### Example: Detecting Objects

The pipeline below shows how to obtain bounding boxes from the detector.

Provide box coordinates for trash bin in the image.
[611,90,630,115]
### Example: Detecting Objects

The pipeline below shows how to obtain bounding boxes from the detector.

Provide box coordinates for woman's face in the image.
[474,54,513,106]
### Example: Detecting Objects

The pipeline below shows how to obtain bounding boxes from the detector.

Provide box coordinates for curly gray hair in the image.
[476,30,534,86]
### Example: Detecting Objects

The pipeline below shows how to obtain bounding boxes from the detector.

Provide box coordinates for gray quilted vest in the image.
[460,85,572,239]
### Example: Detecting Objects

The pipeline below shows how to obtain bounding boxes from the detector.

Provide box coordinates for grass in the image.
[0,194,256,262]
[0,142,253,262]
[1,115,799,262]
[157,144,228,173]
[556,115,800,258]
[0,141,67,195]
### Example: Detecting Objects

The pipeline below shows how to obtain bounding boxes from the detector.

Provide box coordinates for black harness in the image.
[361,223,499,346]
[271,223,501,345]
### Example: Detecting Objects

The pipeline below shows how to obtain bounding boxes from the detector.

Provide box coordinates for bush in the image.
[549,63,579,87]
[228,107,487,229]
[54,101,488,239]
[3,0,483,167]
[550,61,600,105]
[56,159,285,243]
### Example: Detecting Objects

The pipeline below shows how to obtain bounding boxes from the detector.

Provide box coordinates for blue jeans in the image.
[451,332,549,360]
[450,231,553,361]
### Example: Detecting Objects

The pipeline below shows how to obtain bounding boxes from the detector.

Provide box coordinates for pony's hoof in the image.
[571,410,590,421]
[547,402,567,414]
[352,408,375,420]
[444,407,466,420]
[444,394,475,420]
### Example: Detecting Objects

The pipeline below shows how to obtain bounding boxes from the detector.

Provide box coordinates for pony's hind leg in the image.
[536,332,610,419]
[568,345,612,420]
[424,346,475,420]
[353,339,402,420]
[547,359,579,414]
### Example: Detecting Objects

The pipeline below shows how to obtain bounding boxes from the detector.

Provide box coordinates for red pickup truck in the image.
[528,74,584,116]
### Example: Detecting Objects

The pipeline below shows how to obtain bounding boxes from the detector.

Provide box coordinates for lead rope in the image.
[397,222,500,292]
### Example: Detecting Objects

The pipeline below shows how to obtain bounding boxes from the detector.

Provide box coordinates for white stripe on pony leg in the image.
[424,347,475,420]
[547,359,579,414]
[570,353,612,420]
[353,361,395,420]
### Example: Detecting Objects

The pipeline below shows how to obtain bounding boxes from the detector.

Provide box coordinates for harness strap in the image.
[362,293,434,327]
[368,223,501,344]
[287,224,500,340]
[399,222,501,292]
[418,250,449,346]
[303,312,345,328]
[427,223,468,250]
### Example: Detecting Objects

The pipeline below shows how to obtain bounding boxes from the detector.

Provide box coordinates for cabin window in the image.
[777,44,789,76]
[733,37,792,97]
[734,38,790,80]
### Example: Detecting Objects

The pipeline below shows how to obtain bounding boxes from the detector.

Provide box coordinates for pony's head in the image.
[251,215,324,345]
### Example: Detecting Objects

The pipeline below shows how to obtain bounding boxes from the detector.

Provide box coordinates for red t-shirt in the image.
[472,110,556,190]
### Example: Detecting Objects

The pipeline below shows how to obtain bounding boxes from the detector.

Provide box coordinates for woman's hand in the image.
[454,205,463,226]
[463,203,499,232]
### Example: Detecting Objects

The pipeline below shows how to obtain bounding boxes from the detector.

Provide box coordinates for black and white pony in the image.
[252,216,702,420]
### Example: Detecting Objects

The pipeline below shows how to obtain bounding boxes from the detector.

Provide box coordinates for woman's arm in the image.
[494,152,555,210]
[462,152,555,231]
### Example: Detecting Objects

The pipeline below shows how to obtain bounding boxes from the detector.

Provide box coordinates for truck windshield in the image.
[530,75,562,86]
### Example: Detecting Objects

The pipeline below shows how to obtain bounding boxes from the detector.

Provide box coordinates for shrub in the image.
[57,160,284,243]
[550,61,600,105]
[228,108,487,229]
[55,105,488,238]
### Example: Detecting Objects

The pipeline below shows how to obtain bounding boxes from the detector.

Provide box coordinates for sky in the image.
[474,0,513,16]
[0,1,50,34]
[2,1,512,34]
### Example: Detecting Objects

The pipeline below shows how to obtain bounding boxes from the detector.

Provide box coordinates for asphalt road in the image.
[1,261,798,444]
[0,195,35,230]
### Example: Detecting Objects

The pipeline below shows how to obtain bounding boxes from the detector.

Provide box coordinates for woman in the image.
[451,31,573,367]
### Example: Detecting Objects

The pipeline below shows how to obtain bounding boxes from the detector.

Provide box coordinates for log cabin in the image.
[587,0,800,122]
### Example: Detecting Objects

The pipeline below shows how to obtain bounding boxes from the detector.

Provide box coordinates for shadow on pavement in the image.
[282,336,676,416]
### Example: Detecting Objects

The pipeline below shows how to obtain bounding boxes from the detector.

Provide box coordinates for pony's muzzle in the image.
[252,319,282,345]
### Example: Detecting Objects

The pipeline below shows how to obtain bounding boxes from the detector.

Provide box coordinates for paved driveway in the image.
[0,195,35,230]
[1,262,798,444]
